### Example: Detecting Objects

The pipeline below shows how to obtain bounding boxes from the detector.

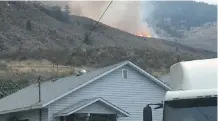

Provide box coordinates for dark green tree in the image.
[26,20,32,31]
[64,4,71,15]
[187,26,190,31]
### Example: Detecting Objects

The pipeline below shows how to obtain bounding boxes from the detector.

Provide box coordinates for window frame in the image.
[122,69,128,79]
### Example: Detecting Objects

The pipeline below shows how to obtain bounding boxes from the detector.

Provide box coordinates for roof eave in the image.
[54,97,130,117]
[126,61,171,90]
[0,104,42,115]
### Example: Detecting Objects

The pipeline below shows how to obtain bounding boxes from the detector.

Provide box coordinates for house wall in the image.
[0,109,48,121]
[47,65,167,121]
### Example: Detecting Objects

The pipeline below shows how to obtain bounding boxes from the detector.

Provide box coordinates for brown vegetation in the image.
[0,1,216,98]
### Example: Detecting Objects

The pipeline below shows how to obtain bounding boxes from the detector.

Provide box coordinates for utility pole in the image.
[38,76,42,121]
[38,76,41,102]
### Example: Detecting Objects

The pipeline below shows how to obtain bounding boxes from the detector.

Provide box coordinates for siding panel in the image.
[48,65,166,121]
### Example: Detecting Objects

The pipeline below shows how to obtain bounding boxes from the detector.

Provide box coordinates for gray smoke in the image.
[42,1,157,37]
[69,1,157,37]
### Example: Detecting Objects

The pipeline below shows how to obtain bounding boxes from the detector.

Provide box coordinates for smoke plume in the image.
[68,1,157,37]
[42,1,157,37]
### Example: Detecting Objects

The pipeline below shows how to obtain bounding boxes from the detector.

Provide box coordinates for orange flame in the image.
[136,31,151,38]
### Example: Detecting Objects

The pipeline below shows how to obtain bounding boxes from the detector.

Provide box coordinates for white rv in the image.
[143,58,218,121]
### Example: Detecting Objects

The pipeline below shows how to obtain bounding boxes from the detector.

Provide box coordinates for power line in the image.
[77,0,113,49]
[196,107,212,121]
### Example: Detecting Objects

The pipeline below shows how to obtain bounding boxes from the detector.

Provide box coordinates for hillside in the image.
[40,1,217,52]
[180,24,217,52]
[145,1,217,52]
[147,1,216,28]
[0,1,216,98]
[0,1,215,53]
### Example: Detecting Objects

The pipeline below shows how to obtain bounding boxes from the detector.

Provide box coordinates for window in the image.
[163,97,217,121]
[19,119,29,121]
[122,69,128,79]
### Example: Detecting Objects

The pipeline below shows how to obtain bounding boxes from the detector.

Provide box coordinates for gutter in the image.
[0,104,42,115]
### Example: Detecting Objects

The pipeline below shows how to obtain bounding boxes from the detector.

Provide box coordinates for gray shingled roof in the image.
[158,74,170,86]
[0,61,125,114]
[0,61,170,114]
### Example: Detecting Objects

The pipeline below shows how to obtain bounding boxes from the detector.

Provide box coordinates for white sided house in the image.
[0,61,170,121]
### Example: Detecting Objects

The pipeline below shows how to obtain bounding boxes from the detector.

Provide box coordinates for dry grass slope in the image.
[0,1,216,98]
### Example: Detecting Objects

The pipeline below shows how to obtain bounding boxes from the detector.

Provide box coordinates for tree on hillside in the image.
[26,20,32,31]
[64,4,71,15]
[50,6,62,20]
[0,41,6,52]
[63,4,71,23]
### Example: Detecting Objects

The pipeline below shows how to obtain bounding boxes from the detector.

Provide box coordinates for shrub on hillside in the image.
[26,20,32,31]
[35,3,71,23]
[0,80,26,99]
[0,63,7,70]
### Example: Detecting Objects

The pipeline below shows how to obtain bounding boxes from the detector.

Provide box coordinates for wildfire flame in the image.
[136,31,152,38]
